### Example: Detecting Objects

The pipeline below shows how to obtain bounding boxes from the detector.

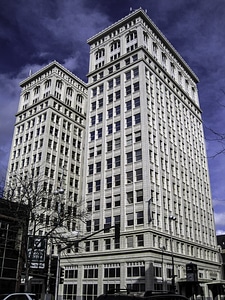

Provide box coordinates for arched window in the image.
[126,31,137,43]
[95,48,105,60]
[33,86,40,95]
[76,94,83,103]
[110,40,120,52]
[66,87,73,97]
[56,80,63,89]
[44,79,51,89]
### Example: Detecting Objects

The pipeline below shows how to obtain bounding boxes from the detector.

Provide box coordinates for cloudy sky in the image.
[0,0,225,234]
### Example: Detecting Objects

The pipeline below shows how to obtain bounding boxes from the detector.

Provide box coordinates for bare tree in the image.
[2,170,88,292]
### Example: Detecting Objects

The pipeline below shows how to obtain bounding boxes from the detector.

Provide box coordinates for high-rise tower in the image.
[60,8,219,300]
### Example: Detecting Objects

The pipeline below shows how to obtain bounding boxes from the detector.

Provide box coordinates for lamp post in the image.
[54,187,64,300]
[160,246,166,290]
[169,215,176,293]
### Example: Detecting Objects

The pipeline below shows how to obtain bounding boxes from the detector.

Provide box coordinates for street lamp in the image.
[169,215,176,293]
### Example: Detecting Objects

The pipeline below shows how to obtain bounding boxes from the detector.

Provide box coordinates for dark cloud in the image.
[1,0,225,232]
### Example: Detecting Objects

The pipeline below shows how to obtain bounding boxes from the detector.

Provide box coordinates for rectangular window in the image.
[98,112,103,123]
[88,182,93,193]
[115,90,120,100]
[115,105,120,115]
[97,128,102,138]
[115,138,121,149]
[136,169,143,181]
[105,239,111,250]
[94,219,99,231]
[95,199,100,211]
[126,85,131,95]
[134,97,140,107]
[126,116,132,127]
[135,131,141,142]
[108,124,113,134]
[127,171,133,183]
[127,213,134,226]
[89,164,94,175]
[108,93,113,103]
[137,211,144,224]
[134,82,139,92]
[115,121,120,131]
[137,234,144,246]
[127,191,133,204]
[114,195,120,207]
[107,140,112,151]
[106,177,112,188]
[108,108,113,118]
[135,149,142,161]
[135,113,141,124]
[115,174,120,186]
[115,156,120,167]
[96,162,101,173]
[125,71,131,81]
[106,196,112,208]
[95,180,101,191]
[126,100,132,111]
[90,131,95,141]
[107,158,112,169]
[136,189,143,202]
[126,152,133,163]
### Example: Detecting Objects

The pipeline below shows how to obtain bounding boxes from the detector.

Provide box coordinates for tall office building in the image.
[5,61,87,245]
[60,8,220,300]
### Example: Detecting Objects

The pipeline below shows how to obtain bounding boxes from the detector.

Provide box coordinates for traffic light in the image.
[60,267,65,284]
[115,223,120,242]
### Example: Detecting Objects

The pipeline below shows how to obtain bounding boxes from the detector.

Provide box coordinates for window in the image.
[115,138,121,149]
[136,211,144,224]
[127,213,134,226]
[86,220,91,232]
[89,147,94,157]
[107,140,112,151]
[85,241,90,252]
[126,134,132,145]
[127,236,133,248]
[106,177,112,188]
[135,113,141,124]
[136,169,143,181]
[106,196,112,208]
[126,85,131,96]
[94,219,99,231]
[98,113,103,123]
[115,76,120,85]
[127,152,133,163]
[93,241,98,251]
[127,171,133,183]
[89,164,94,175]
[115,90,120,100]
[135,149,142,161]
[115,121,120,131]
[96,162,101,173]
[114,195,120,207]
[135,131,141,142]
[108,79,113,89]
[107,158,112,169]
[90,131,95,141]
[133,67,139,77]
[108,93,113,103]
[126,71,131,81]
[134,97,140,107]
[134,82,139,92]
[105,239,111,250]
[126,116,132,127]
[98,98,103,107]
[115,174,120,186]
[95,199,100,211]
[108,108,113,118]
[137,234,144,246]
[97,128,102,138]
[127,191,133,204]
[108,124,113,134]
[115,105,120,115]
[88,182,93,193]
[95,180,101,191]
[136,189,143,202]
[126,100,132,111]
[115,156,120,167]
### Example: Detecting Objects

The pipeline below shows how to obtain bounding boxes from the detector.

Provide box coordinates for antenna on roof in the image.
[29,69,32,76]
[130,7,133,12]
[145,9,147,13]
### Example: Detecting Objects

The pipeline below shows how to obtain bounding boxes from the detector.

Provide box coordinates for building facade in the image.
[59,8,221,300]
[5,61,87,294]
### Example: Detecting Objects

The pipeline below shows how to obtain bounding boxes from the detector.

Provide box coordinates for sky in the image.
[0,0,225,234]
